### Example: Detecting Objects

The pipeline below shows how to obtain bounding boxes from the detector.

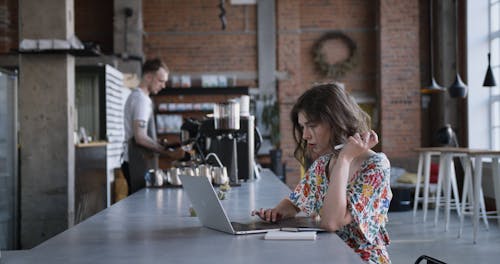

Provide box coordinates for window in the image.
[490,0,500,149]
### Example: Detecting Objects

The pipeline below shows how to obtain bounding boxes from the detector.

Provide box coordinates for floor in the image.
[387,209,500,263]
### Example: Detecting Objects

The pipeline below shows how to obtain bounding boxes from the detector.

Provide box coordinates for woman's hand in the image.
[339,130,378,162]
[251,208,283,223]
[251,199,299,222]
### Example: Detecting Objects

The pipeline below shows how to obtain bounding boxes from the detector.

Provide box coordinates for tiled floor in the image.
[387,210,500,263]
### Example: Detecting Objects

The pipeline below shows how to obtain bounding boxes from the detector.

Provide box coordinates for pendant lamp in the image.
[421,0,445,94]
[483,54,497,88]
[448,0,468,98]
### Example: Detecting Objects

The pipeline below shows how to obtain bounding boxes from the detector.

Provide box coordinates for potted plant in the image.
[261,95,284,180]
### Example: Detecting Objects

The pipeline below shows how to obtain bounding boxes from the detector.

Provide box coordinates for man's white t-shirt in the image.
[123,87,153,162]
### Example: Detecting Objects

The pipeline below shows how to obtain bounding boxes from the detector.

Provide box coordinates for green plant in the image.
[261,95,280,149]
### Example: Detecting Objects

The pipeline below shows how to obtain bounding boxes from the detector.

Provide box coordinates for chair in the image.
[414,255,447,264]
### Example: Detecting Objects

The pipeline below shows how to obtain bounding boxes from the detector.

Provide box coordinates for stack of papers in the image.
[264,231,317,240]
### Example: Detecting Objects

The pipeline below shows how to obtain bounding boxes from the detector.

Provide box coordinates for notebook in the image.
[179,174,324,235]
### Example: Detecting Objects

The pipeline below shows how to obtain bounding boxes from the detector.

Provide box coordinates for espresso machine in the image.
[180,97,261,184]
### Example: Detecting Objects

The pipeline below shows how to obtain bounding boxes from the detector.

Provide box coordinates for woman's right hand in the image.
[251,208,282,223]
[339,130,378,162]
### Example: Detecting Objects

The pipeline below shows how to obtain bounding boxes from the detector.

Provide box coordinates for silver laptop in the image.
[179,174,323,235]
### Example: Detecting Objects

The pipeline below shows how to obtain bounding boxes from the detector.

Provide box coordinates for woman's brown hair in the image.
[290,83,371,166]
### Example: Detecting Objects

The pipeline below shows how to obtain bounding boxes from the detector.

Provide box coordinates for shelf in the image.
[156,87,249,96]
[158,132,180,136]
[16,48,101,57]
[156,110,211,114]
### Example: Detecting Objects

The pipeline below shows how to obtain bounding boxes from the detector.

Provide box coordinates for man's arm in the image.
[132,120,184,159]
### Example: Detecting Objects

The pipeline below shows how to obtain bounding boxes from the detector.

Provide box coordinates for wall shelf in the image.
[157,87,249,96]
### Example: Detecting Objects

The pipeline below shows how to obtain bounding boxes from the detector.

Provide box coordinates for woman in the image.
[253,83,392,263]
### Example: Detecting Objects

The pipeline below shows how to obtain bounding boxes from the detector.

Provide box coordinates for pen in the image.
[280,227,323,232]
[280,227,301,232]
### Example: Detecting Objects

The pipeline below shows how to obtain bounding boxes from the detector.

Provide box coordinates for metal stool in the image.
[458,155,489,239]
[413,149,441,222]
[433,152,463,230]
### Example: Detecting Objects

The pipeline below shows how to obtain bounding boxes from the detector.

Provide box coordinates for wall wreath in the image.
[312,31,358,79]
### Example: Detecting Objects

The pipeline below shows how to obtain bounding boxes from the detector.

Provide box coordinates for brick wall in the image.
[379,0,421,166]
[142,1,257,87]
[0,0,423,188]
[141,0,422,187]
[277,0,383,187]
[0,0,18,53]
[276,0,302,187]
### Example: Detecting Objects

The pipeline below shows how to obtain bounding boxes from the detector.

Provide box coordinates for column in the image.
[18,0,75,248]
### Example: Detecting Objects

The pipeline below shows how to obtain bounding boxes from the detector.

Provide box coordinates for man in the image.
[122,58,183,195]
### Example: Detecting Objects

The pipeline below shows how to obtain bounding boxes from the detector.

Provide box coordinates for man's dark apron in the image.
[127,114,159,194]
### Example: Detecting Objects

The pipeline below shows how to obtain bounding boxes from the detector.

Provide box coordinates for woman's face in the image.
[298,111,332,157]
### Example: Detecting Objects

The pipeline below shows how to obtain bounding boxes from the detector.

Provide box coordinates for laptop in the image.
[179,174,323,235]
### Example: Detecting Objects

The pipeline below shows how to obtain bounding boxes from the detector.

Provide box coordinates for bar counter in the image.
[2,169,363,263]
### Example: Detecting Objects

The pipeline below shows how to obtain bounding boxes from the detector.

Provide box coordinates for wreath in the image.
[312,31,358,79]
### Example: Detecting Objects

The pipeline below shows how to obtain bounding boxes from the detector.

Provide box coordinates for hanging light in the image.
[448,0,468,98]
[483,53,497,87]
[449,73,468,98]
[421,0,445,94]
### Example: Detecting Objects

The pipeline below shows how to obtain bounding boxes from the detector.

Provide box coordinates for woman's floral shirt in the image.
[289,153,392,264]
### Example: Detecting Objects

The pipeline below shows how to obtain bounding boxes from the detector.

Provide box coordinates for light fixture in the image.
[421,0,445,94]
[448,0,468,98]
[483,54,497,87]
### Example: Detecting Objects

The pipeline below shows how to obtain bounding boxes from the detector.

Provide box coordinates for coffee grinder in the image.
[210,99,240,185]
[181,96,260,184]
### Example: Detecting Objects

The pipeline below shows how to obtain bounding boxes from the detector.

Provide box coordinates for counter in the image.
[75,141,107,224]
[2,169,363,263]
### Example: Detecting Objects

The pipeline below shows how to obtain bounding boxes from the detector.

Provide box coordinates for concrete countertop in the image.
[2,169,362,264]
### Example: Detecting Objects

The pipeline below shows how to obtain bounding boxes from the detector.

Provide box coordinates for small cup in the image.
[198,164,212,182]
[169,167,182,186]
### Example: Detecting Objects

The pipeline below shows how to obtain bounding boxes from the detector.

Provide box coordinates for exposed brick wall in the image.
[379,0,421,166]
[0,0,18,53]
[142,1,257,87]
[278,0,380,187]
[276,0,302,187]
[0,0,423,186]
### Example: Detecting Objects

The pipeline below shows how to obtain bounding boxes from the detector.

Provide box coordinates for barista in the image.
[122,58,184,195]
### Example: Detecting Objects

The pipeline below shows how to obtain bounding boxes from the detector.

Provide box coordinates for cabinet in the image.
[152,87,250,168]
[75,142,107,224]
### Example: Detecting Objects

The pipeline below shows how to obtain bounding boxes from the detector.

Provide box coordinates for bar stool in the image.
[459,150,500,244]
[433,151,465,230]
[458,155,489,240]
[413,149,441,222]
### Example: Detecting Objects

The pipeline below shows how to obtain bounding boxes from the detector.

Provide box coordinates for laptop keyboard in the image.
[231,221,281,231]
[231,217,321,232]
